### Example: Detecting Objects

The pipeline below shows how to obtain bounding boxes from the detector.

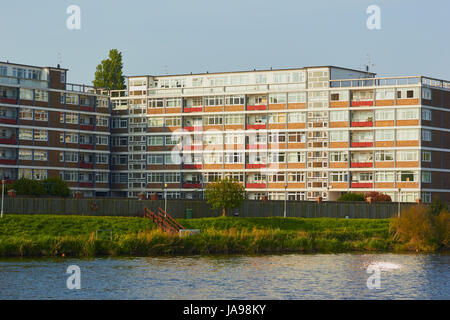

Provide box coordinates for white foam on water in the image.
[369,262,402,270]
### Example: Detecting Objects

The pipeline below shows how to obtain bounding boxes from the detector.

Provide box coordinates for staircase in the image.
[144,207,185,234]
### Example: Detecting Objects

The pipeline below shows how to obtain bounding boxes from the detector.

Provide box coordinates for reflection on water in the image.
[0,254,448,300]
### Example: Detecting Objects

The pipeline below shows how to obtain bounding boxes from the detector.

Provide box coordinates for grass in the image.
[0,214,438,257]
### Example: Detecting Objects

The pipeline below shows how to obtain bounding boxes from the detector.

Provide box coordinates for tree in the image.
[42,177,70,198]
[204,178,246,217]
[337,193,366,202]
[364,191,392,202]
[8,178,46,196]
[93,49,126,90]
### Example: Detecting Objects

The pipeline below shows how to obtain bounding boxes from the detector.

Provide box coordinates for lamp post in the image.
[397,188,401,217]
[1,179,5,219]
[164,183,168,216]
[284,183,287,219]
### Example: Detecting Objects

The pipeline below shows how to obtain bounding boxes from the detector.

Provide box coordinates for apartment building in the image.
[109,65,450,203]
[0,61,111,197]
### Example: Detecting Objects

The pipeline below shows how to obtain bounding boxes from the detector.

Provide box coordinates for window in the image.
[225,95,244,105]
[269,93,287,104]
[96,116,109,127]
[330,172,348,182]
[61,171,78,182]
[165,172,180,183]
[422,171,432,183]
[375,129,395,141]
[165,154,181,165]
[287,152,306,163]
[268,172,285,183]
[149,136,164,146]
[19,108,33,120]
[112,136,127,147]
[19,88,33,100]
[35,90,48,102]
[61,152,79,163]
[397,129,419,141]
[204,115,223,125]
[148,117,164,127]
[95,154,109,164]
[112,155,127,165]
[422,109,432,121]
[422,88,432,100]
[397,171,418,182]
[330,110,348,122]
[268,132,286,143]
[375,150,394,161]
[203,153,223,164]
[330,130,348,142]
[204,96,224,106]
[112,118,127,128]
[375,171,395,182]
[34,169,47,180]
[96,135,109,145]
[268,152,285,163]
[18,149,32,160]
[165,117,181,127]
[330,91,349,101]
[148,173,163,183]
[62,133,78,144]
[397,108,419,120]
[330,151,347,162]
[225,134,244,144]
[34,110,48,122]
[34,150,47,161]
[375,109,394,121]
[268,113,287,124]
[288,132,305,143]
[397,150,418,161]
[34,130,47,141]
[288,92,306,103]
[204,134,223,145]
[397,88,418,99]
[288,112,306,123]
[66,94,79,105]
[375,89,395,100]
[225,114,244,125]
[166,135,181,146]
[60,71,66,83]
[288,172,305,182]
[19,128,33,140]
[422,151,432,162]
[148,154,164,164]
[225,152,243,163]
[18,168,32,179]
[422,129,432,142]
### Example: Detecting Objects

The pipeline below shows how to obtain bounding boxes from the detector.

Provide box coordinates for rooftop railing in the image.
[330,76,421,88]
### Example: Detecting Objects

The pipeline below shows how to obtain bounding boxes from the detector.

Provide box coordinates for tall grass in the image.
[390,206,450,252]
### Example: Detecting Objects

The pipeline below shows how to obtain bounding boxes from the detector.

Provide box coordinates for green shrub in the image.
[9,178,46,196]
[41,177,70,197]
[337,193,366,202]
[364,191,392,202]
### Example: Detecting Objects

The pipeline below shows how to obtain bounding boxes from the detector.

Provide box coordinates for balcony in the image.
[79,182,94,188]
[184,107,203,113]
[184,126,202,132]
[247,124,267,130]
[351,121,373,127]
[247,105,267,111]
[80,162,94,169]
[0,97,18,105]
[351,100,373,107]
[182,183,202,188]
[350,162,373,168]
[351,142,373,148]
[80,106,95,112]
[246,144,266,150]
[0,117,17,125]
[80,144,94,150]
[351,182,373,188]
[182,164,202,169]
[0,159,16,165]
[246,163,266,169]
[246,183,266,188]
[80,124,95,131]
[0,138,16,145]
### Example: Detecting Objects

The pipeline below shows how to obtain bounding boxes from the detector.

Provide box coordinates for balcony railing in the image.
[351,121,373,127]
[184,126,202,132]
[246,144,267,150]
[182,183,202,188]
[246,183,266,188]
[80,162,94,169]
[80,124,95,131]
[246,163,266,169]
[183,145,203,151]
[0,138,16,145]
[350,162,373,168]
[80,106,95,112]
[0,117,17,125]
[351,141,373,147]
[79,144,94,150]
[0,159,16,165]
[351,100,373,107]
[247,124,267,130]
[247,105,267,111]
[0,97,18,105]
[182,164,202,169]
[79,182,94,188]
[184,107,203,113]
[351,182,373,188]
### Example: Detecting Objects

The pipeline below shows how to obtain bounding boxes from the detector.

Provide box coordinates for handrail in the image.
[144,207,184,234]
[158,207,185,231]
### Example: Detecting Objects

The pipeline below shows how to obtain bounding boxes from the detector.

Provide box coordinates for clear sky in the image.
[1,0,449,85]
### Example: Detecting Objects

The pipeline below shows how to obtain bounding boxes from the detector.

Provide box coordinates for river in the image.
[0,253,448,299]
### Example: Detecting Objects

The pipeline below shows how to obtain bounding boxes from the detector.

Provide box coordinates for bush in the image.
[390,206,450,251]
[41,177,70,197]
[429,197,447,215]
[364,191,392,202]
[6,177,70,197]
[337,193,366,202]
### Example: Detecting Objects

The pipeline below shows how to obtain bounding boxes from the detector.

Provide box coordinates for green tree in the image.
[93,49,126,90]
[205,178,246,216]
[337,193,366,202]
[42,177,70,198]
[9,178,46,196]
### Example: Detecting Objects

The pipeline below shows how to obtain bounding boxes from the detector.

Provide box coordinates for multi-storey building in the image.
[0,61,111,197]
[110,66,450,203]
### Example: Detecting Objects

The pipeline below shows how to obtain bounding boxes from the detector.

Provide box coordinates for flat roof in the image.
[0,60,68,71]
[127,65,376,79]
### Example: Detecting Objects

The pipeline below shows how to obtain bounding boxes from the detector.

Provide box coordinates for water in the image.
[0,254,448,299]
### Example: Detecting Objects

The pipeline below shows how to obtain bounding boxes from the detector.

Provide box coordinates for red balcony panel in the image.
[247,124,267,130]
[182,164,202,169]
[0,159,16,165]
[184,126,194,131]
[0,98,18,105]
[182,183,202,188]
[5,179,15,184]
[246,183,266,188]
[80,163,94,169]
[183,145,203,151]
[246,144,267,150]
[80,125,94,131]
[351,162,373,168]
[351,101,373,107]
[80,106,95,112]
[351,142,373,148]
[246,164,266,169]
[184,107,203,113]
[79,182,94,188]
[247,105,267,111]
[80,144,94,150]
[351,182,373,188]
[351,121,373,127]
[0,138,16,145]
[0,118,17,125]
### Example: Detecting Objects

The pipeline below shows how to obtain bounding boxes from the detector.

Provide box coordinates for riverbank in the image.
[0,214,443,257]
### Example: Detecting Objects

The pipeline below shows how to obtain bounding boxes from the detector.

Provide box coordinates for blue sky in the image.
[1,0,449,84]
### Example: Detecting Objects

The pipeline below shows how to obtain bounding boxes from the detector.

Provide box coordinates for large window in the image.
[148,117,164,127]
[375,171,395,182]
[422,129,432,142]
[330,151,347,162]
[330,110,348,122]
[397,129,419,141]
[269,93,287,104]
[397,150,418,161]
[375,150,394,161]
[397,108,419,120]
[165,116,181,127]
[397,171,418,182]
[375,129,395,141]
[375,109,394,121]
[225,114,244,125]
[287,151,305,163]
[330,130,348,142]
[35,90,48,102]
[288,92,306,103]
[288,112,306,123]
